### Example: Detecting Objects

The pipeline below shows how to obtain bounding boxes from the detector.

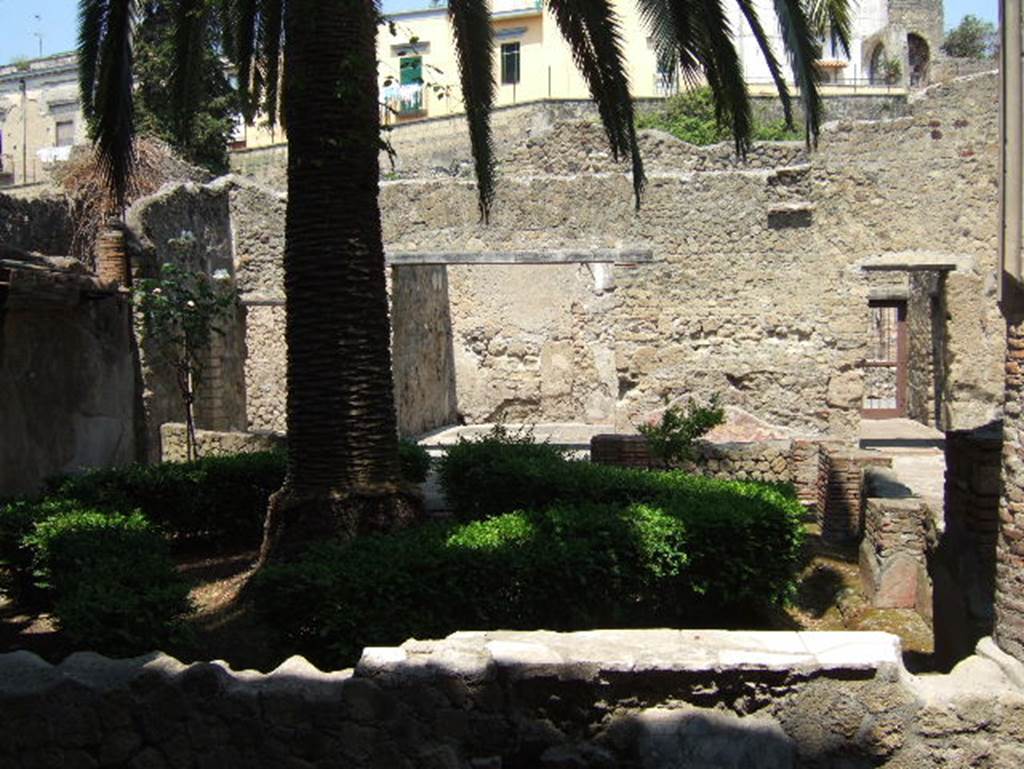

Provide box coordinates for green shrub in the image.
[399,439,432,483]
[637,87,804,145]
[45,444,431,547]
[24,509,193,655]
[638,396,726,468]
[46,451,286,547]
[255,484,802,669]
[438,424,567,520]
[0,498,83,604]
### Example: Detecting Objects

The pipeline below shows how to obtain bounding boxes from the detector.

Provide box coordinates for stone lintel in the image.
[861,263,957,272]
[386,248,654,266]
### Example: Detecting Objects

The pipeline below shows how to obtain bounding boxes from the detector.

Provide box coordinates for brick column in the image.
[996,317,1024,660]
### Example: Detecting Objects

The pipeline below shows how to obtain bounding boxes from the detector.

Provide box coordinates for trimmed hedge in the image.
[46,451,285,546]
[42,439,431,546]
[23,509,193,656]
[257,446,805,668]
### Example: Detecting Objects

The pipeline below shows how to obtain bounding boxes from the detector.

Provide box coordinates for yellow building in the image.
[0,53,85,188]
[377,0,666,124]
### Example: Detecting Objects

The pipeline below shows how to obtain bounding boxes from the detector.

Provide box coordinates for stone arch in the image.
[908,33,930,88]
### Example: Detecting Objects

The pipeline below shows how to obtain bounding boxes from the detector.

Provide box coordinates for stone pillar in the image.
[996,317,1024,660]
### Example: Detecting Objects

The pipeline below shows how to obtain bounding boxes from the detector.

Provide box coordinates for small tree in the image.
[638,395,726,470]
[135,263,236,461]
[942,15,998,60]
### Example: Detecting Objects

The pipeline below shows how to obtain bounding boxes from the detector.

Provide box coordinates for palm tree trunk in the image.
[260,0,418,562]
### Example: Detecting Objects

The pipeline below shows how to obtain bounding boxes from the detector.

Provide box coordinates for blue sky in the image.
[0,0,1000,67]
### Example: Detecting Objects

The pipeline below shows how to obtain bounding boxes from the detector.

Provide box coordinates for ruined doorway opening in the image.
[908,34,930,88]
[863,300,908,418]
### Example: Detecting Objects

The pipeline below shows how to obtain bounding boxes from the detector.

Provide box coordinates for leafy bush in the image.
[256,482,802,669]
[638,396,725,468]
[438,424,567,520]
[0,499,84,604]
[637,87,803,145]
[46,451,287,546]
[399,439,432,483]
[24,509,193,655]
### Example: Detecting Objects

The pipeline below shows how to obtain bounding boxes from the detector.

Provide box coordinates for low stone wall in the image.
[822,449,893,544]
[3,630,1023,769]
[160,423,283,463]
[859,468,933,612]
[590,434,835,518]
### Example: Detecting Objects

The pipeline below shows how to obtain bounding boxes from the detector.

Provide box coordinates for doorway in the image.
[863,300,908,418]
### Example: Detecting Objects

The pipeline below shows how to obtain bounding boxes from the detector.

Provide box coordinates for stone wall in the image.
[996,314,1024,661]
[933,424,1002,669]
[823,450,893,543]
[906,271,943,426]
[859,468,933,612]
[0,191,72,256]
[230,95,907,188]
[3,630,1024,769]
[160,423,283,463]
[392,265,459,436]
[221,73,1003,443]
[0,254,137,496]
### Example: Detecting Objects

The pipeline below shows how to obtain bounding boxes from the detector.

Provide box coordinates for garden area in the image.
[0,427,832,670]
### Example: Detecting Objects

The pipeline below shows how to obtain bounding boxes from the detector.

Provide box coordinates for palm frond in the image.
[734,0,794,129]
[773,0,823,143]
[234,0,260,122]
[171,0,209,145]
[257,0,285,127]
[78,0,109,126]
[447,0,496,220]
[694,0,752,155]
[547,0,645,207]
[806,0,852,58]
[79,0,137,211]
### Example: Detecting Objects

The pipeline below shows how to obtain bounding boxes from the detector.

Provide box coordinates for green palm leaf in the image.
[547,0,645,207]
[447,0,497,220]
[734,0,794,129]
[78,0,138,211]
[171,0,210,145]
[773,0,823,142]
[806,0,853,57]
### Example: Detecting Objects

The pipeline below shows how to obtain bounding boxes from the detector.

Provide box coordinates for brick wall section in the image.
[793,440,829,518]
[590,434,830,517]
[823,450,893,543]
[996,318,1024,661]
[934,424,1002,668]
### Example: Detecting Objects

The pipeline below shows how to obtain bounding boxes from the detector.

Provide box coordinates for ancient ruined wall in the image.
[0,257,136,496]
[906,272,941,426]
[3,630,1024,769]
[997,315,1024,661]
[392,265,458,436]
[0,191,72,256]
[369,73,1004,438]
[230,94,907,186]
[223,74,1002,441]
[935,424,1002,669]
[126,180,245,462]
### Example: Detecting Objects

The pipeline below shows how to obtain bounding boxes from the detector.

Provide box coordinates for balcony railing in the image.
[491,0,542,14]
